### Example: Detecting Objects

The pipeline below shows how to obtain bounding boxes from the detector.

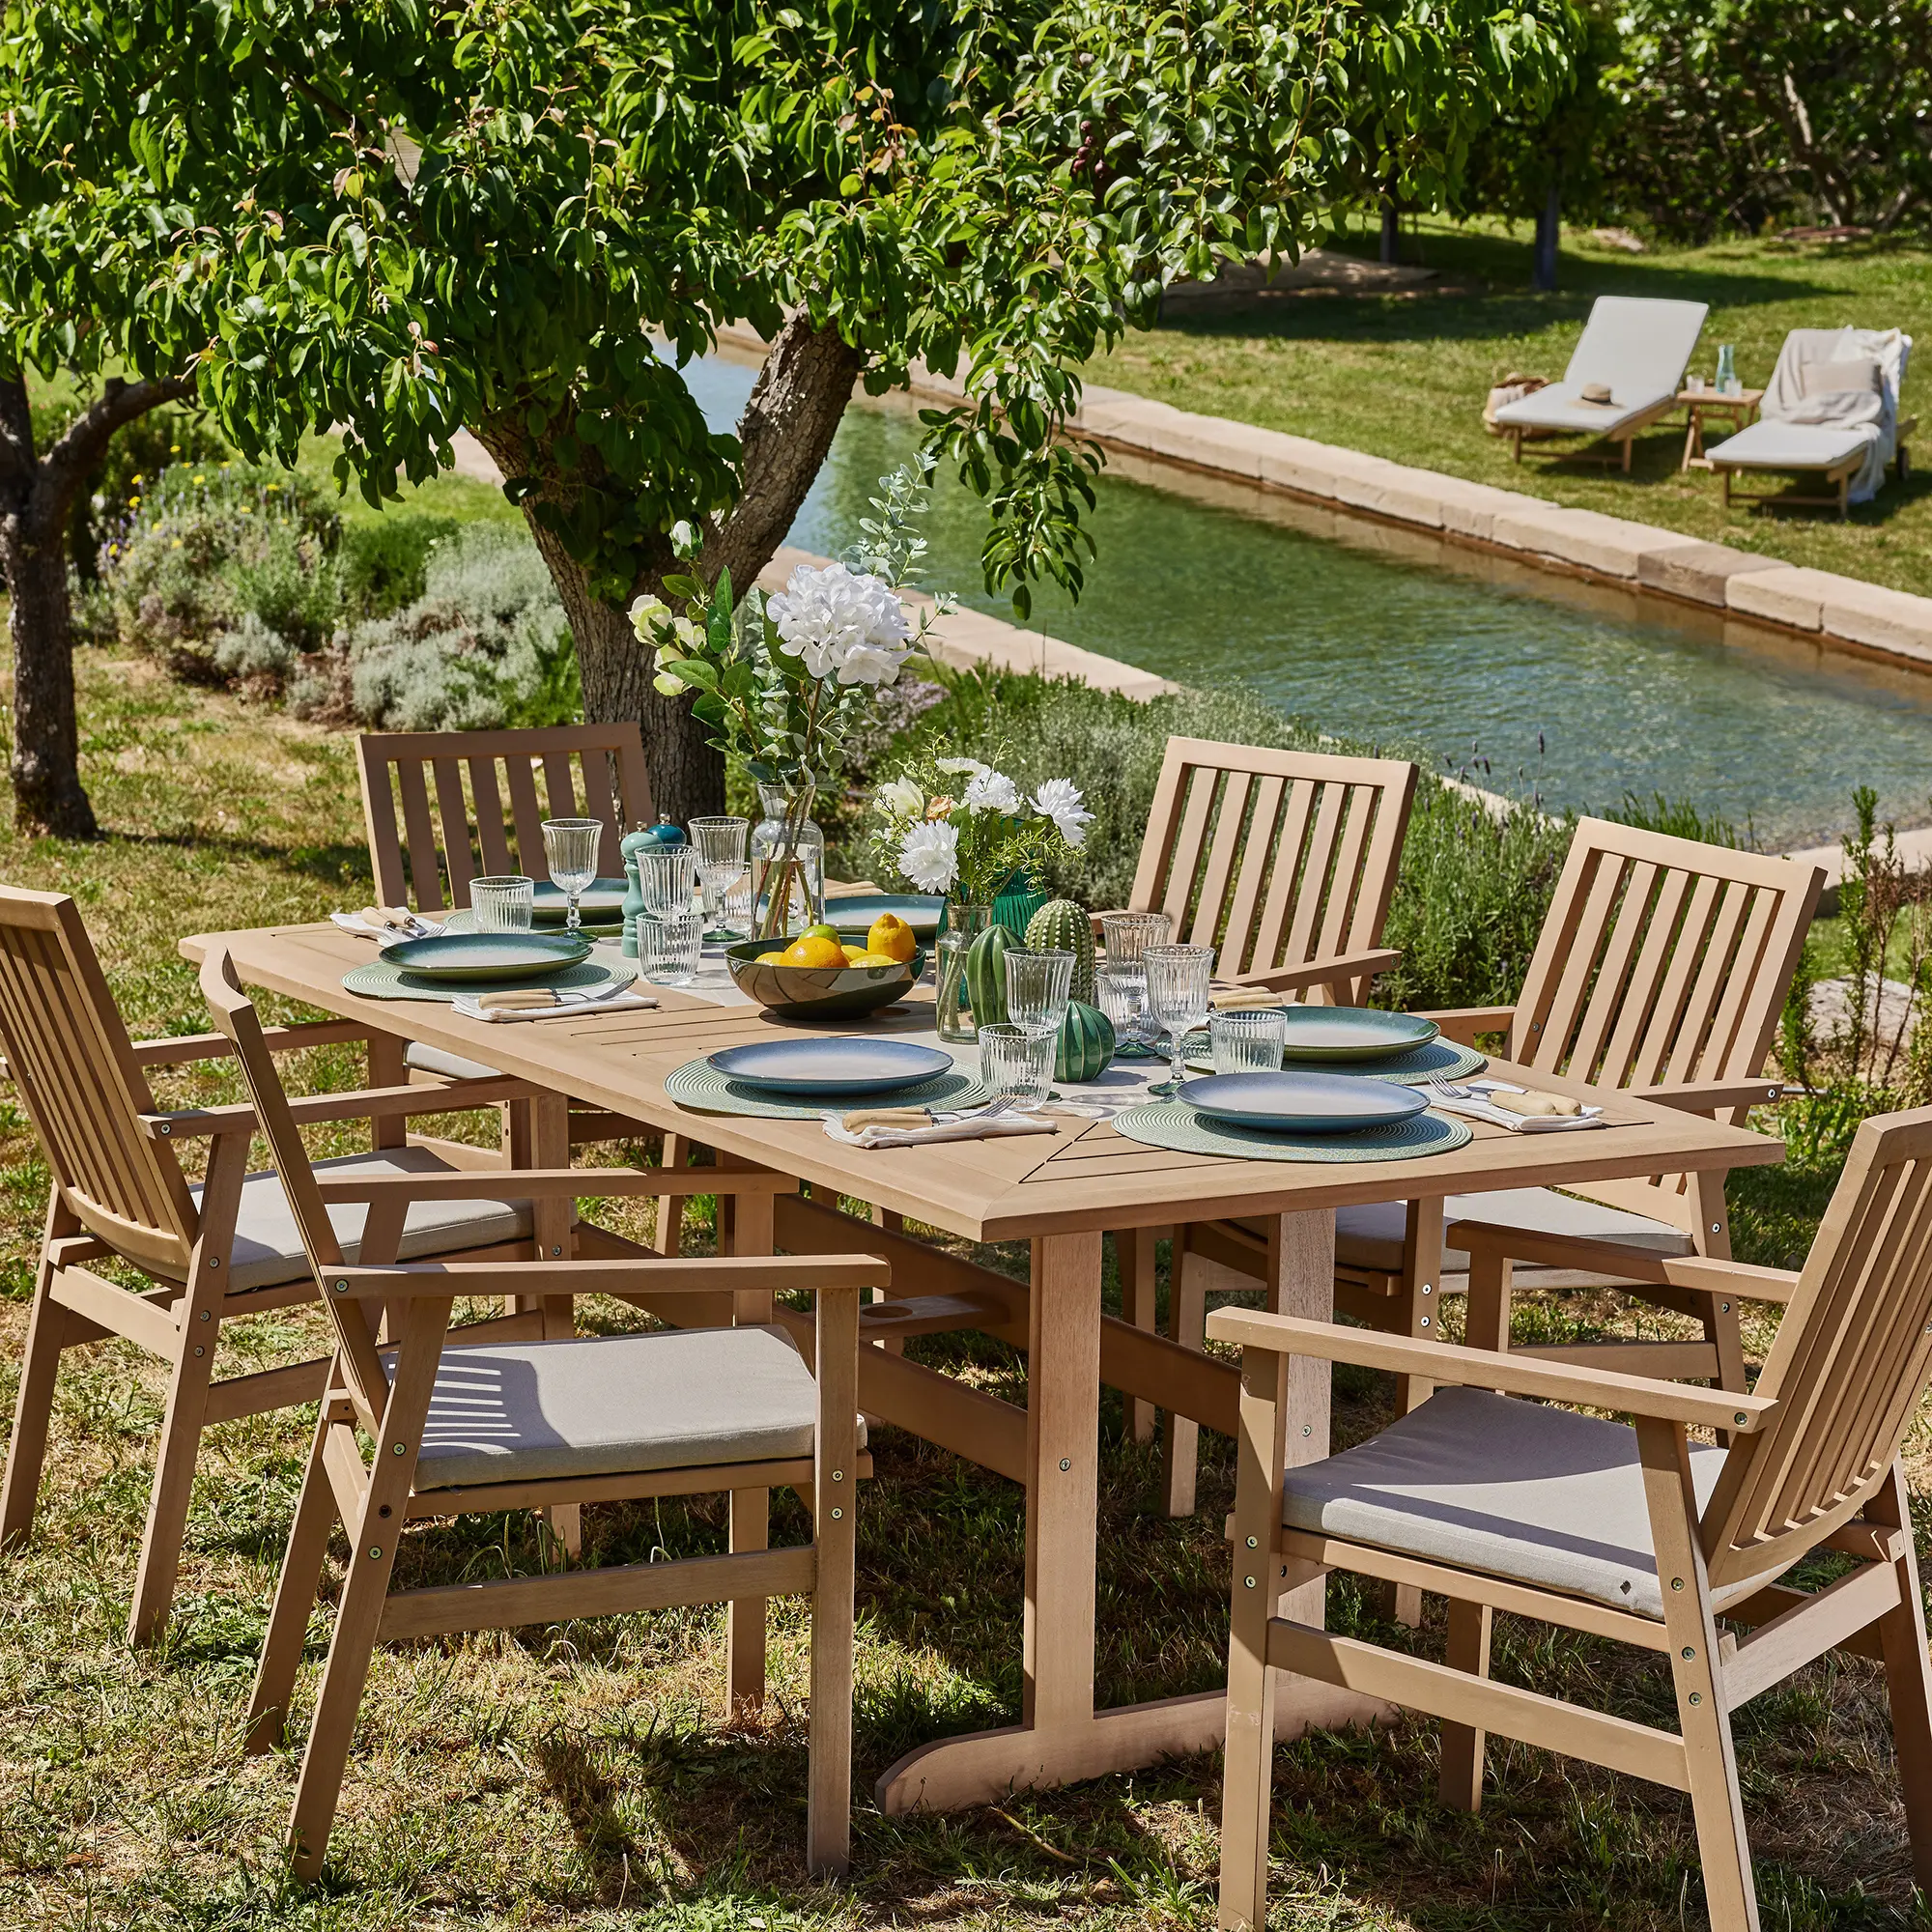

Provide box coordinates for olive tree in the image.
[1,0,1577,833]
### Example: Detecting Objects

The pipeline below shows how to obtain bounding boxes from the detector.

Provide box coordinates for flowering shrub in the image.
[868,751,1092,901]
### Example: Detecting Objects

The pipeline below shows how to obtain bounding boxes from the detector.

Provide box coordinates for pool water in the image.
[676,354,1928,848]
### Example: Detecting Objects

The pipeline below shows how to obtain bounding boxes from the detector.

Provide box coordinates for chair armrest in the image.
[1203,1306,1776,1432]
[1417,1005,1515,1046]
[128,1018,375,1067]
[1632,1079,1785,1115]
[139,1074,541,1140]
[1231,949,1401,995]
[310,1167,797,1203]
[323,1253,889,1299]
[1451,1220,1802,1303]
[1088,908,1129,939]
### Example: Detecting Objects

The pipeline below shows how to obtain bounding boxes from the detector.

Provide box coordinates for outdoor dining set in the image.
[4,718,1932,1931]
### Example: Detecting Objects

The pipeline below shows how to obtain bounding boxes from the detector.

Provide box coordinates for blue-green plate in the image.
[532,878,630,923]
[823,893,945,939]
[377,931,593,982]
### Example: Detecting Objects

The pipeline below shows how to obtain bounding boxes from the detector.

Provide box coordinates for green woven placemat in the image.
[1183,1037,1488,1085]
[1113,1102,1473,1163]
[665,1058,993,1120]
[342,956,639,1004]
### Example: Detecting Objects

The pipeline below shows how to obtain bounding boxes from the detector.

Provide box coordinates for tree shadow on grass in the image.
[96,824,374,894]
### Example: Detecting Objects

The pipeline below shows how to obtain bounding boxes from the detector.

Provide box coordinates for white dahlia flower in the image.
[897,818,961,894]
[1033,777,1094,848]
[962,769,1022,815]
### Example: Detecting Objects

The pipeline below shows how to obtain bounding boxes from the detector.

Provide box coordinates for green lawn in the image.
[0,650,1921,1929]
[1094,219,1932,598]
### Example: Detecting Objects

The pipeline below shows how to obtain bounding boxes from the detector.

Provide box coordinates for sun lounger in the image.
[1708,326,1914,516]
[1493,296,1709,471]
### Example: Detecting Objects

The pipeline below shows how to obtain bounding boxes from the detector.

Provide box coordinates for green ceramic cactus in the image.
[1055,1001,1116,1082]
[1024,897,1095,1002]
[963,921,1013,1026]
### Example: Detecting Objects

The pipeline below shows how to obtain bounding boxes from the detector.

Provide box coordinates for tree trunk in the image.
[477,311,862,829]
[1532,177,1561,293]
[0,507,95,838]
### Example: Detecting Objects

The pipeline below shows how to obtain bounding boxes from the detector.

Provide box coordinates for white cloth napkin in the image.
[822,1112,1059,1149]
[1423,1081,1605,1132]
[332,909,438,941]
[450,990,659,1023]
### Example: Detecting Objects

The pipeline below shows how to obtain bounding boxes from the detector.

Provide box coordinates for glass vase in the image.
[750,777,825,941]
[935,902,994,1044]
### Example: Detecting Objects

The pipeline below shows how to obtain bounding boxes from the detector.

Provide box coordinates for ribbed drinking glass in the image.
[540,818,601,930]
[638,847,696,921]
[979,1024,1054,1113]
[470,875,534,932]
[1209,1008,1287,1073]
[639,909,702,985]
[689,815,750,939]
[1145,944,1214,1097]
[1005,950,1074,1038]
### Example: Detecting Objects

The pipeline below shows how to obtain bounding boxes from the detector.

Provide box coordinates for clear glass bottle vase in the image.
[750,777,825,940]
[935,901,994,1044]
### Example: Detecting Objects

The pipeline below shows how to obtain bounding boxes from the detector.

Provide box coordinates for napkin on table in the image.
[450,987,659,1023]
[823,1111,1059,1149]
[332,907,436,940]
[1209,985,1289,1011]
[1424,1081,1605,1132]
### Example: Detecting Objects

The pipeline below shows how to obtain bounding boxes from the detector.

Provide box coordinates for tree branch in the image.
[0,373,33,491]
[685,311,862,601]
[36,374,195,527]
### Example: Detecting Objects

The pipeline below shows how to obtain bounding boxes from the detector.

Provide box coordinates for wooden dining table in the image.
[181,921,1783,1815]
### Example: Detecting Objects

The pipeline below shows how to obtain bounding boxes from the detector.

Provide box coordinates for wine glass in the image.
[689,815,750,940]
[540,818,601,931]
[1145,945,1214,1098]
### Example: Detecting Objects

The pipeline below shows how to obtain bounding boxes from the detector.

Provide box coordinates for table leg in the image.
[1119,1226,1162,1445]
[875,1211,1383,1814]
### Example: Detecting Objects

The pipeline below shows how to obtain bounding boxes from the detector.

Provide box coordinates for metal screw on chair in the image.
[1419,1315,1431,1328]
[334,1280,349,1293]
[1688,1691,1702,1706]
[1670,1577,1685,1590]
[393,1442,408,1455]
[207,1257,219,1268]
[192,1346,205,1357]
[830,1508,843,1520]
[198,1309,211,1321]
[1734,1412,1747,1426]
[158,1122,172,1136]
[367,1547,384,1561]
[1720,1301,1731,1313]
[551,1244,561,1256]
[1060,1459,1070,1471]
[1246,1536,1258,1548]
[1681,1646,1695,1660]
[831,1469,843,1482]
[1421,1282,1432,1295]
[1243,1575,1256,1588]
[1302,1425,1311,1436]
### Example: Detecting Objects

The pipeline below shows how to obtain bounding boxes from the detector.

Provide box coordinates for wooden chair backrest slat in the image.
[0,890,195,1275]
[1704,1109,1932,1586]
[1125,739,1418,993]
[357,725,648,913]
[1507,820,1823,1231]
[198,950,389,1417]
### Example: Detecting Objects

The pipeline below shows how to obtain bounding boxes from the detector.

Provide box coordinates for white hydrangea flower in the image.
[898,818,960,894]
[767,561,911,685]
[875,776,926,820]
[936,755,989,778]
[1033,777,1094,849]
[962,769,1022,814]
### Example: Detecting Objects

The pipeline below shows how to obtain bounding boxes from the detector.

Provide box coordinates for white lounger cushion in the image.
[195,1147,535,1292]
[1329,1186,1692,1277]
[1492,381,1676,439]
[410,1323,858,1489]
[1281,1386,1777,1619]
[1707,417,1875,473]
[405,1039,506,1083]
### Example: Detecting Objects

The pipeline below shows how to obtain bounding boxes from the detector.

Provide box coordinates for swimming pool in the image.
[677,354,1927,849]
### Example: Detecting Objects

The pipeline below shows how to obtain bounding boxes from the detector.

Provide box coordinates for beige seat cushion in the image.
[1321,1187,1692,1278]
[405,1040,505,1083]
[194,1148,536,1292]
[410,1323,862,1490]
[1282,1386,1778,1619]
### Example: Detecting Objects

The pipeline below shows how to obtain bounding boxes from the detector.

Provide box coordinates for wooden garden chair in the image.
[0,887,567,1643]
[1157,817,1824,1518]
[200,945,882,1882]
[1098,736,1418,1453]
[1212,1101,1932,1931]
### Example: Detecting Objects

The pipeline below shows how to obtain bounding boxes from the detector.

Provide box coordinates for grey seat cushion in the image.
[1282,1386,1778,1619]
[410,1323,863,1490]
[195,1147,535,1292]
[405,1040,506,1083]
[1492,382,1675,437]
[1708,418,1873,471]
[1327,1187,1692,1277]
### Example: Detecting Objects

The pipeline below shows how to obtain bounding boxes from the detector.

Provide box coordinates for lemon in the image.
[867,912,917,964]
[781,934,847,969]
[852,950,901,968]
[754,951,785,965]
[840,943,868,963]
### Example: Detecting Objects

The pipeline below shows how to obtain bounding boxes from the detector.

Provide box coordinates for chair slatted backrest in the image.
[1508,819,1824,1230]
[356,725,651,914]
[1127,739,1418,990]
[1702,1107,1932,1588]
[0,890,196,1277]
[199,950,389,1420]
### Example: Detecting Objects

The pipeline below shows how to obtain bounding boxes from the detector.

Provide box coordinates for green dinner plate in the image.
[532,878,630,923]
[1277,1007,1441,1063]
[823,893,945,938]
[377,931,593,982]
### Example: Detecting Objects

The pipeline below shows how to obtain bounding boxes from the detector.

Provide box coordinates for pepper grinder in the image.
[619,828,657,958]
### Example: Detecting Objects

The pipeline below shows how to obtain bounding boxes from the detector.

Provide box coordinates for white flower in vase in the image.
[1033,777,1094,848]
[962,769,1022,814]
[768,561,912,684]
[936,754,990,778]
[875,776,926,820]
[898,818,961,894]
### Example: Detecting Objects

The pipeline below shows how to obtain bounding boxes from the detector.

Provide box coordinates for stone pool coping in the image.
[709,322,1932,677]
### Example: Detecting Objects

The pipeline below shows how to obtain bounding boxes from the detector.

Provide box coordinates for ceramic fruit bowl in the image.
[725,937,925,1020]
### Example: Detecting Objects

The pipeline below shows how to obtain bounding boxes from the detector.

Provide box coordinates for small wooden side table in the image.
[1680,387,1764,470]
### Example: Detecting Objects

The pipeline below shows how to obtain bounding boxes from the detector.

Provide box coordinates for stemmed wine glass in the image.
[540,818,601,931]
[1144,945,1215,1098]
[689,815,750,940]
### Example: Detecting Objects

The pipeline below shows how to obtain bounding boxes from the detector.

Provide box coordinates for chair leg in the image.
[653,1132,690,1257]
[1464,1247,1512,1355]
[1119,1227,1160,1445]
[127,1307,221,1644]
[1438,1598,1492,1811]
[807,1493,856,1876]
[1871,1467,1932,1894]
[1701,1289,1747,1395]
[247,1406,344,1754]
[1161,1243,1209,1518]
[0,1215,73,1548]
[726,1487,768,1717]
